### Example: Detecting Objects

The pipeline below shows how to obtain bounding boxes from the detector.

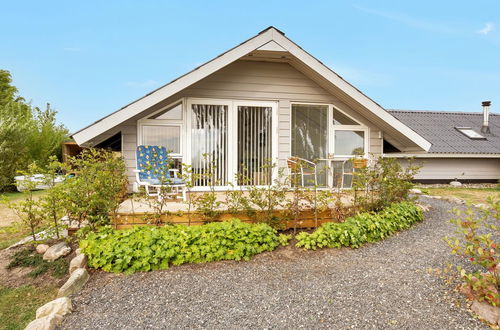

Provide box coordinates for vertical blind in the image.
[191,104,228,186]
[237,106,272,185]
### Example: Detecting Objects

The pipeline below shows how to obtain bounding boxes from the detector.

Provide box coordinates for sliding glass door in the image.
[191,104,228,186]
[237,106,273,186]
[189,100,277,189]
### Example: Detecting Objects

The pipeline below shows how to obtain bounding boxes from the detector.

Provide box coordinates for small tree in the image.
[39,157,65,238]
[8,163,45,242]
[191,155,222,223]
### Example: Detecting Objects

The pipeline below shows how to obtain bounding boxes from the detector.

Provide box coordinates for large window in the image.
[334,130,365,156]
[291,104,329,186]
[291,104,328,160]
[139,100,184,156]
[142,125,181,154]
[291,103,367,188]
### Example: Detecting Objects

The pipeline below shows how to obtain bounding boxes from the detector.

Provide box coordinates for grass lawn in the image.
[0,285,57,330]
[420,187,500,205]
[0,191,47,250]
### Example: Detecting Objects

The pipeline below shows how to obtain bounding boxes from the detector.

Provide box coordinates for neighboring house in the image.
[71,27,499,189]
[388,109,500,182]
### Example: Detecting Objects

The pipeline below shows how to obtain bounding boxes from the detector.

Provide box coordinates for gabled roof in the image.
[389,110,500,154]
[72,26,431,151]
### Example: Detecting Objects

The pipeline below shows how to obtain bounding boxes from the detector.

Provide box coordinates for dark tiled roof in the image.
[388,110,500,154]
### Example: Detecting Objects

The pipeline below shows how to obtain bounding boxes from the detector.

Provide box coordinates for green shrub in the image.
[295,202,423,250]
[445,198,499,306]
[61,148,127,229]
[81,219,288,273]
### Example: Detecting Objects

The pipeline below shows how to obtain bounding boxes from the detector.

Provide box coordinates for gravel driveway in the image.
[62,198,488,329]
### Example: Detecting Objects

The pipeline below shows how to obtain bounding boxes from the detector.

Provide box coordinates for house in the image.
[387,107,500,183]
[71,27,499,189]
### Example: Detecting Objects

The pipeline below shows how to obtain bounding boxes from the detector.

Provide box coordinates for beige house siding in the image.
[398,158,500,181]
[103,60,382,188]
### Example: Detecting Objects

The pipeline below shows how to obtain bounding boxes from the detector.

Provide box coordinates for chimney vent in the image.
[481,101,491,134]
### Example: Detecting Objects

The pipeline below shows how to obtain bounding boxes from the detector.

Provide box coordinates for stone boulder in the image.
[416,203,431,212]
[75,248,82,256]
[444,196,464,204]
[57,268,89,298]
[69,254,88,274]
[450,180,462,187]
[409,188,422,195]
[43,242,71,262]
[25,313,62,330]
[36,244,49,254]
[36,297,72,319]
[471,300,500,325]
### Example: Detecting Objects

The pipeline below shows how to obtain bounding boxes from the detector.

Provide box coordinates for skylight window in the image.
[455,127,486,140]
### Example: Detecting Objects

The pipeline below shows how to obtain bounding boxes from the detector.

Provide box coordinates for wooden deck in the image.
[113,192,352,230]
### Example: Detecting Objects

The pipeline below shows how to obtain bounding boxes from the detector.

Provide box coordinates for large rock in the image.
[409,188,422,195]
[36,297,72,319]
[450,180,462,187]
[471,300,500,325]
[444,196,464,204]
[416,203,431,212]
[57,268,89,297]
[43,242,71,262]
[36,244,49,254]
[25,313,62,330]
[69,254,87,274]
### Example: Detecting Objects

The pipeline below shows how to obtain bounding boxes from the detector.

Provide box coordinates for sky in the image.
[1,1,499,132]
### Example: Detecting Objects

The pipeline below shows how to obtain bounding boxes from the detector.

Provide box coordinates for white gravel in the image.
[62,197,488,329]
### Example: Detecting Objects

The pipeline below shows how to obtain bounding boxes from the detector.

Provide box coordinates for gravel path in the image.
[62,198,488,329]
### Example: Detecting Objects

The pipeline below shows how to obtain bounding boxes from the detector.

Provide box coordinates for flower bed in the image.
[295,202,423,250]
[80,220,290,273]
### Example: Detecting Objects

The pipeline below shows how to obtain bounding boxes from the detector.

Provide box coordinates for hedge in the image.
[80,219,290,273]
[295,202,423,250]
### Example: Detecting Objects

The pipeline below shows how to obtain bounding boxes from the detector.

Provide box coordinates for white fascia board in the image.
[384,153,500,159]
[271,32,432,152]
[72,30,274,145]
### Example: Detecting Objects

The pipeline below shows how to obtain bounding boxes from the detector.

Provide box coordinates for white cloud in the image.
[478,23,494,35]
[63,47,81,52]
[125,80,159,88]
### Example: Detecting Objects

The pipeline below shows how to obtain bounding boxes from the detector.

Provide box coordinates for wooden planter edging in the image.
[112,210,340,230]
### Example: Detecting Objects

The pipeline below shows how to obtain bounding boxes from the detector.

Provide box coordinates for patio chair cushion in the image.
[136,145,175,182]
[141,177,185,186]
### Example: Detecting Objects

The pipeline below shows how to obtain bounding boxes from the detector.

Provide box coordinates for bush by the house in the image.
[295,202,423,250]
[61,148,128,229]
[352,157,421,212]
[80,219,290,273]
[446,198,499,307]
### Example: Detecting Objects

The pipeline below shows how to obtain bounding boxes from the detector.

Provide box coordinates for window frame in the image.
[137,98,185,158]
[289,102,369,160]
[455,127,486,140]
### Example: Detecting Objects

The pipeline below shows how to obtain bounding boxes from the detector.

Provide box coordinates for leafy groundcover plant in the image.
[80,219,290,274]
[295,202,423,250]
